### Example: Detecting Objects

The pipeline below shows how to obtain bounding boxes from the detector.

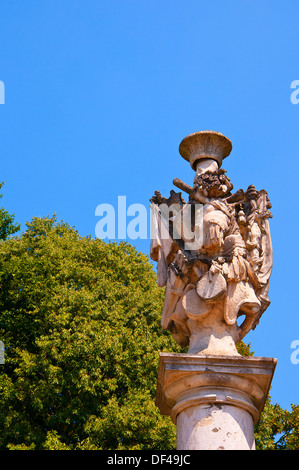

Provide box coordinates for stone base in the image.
[156,353,276,450]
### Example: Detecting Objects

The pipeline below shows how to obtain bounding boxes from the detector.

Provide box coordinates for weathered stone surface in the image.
[151,131,276,450]
[150,130,273,356]
[176,402,255,450]
[156,353,277,450]
[179,130,233,169]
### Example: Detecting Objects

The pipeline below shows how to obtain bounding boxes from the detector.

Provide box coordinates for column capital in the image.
[156,353,277,425]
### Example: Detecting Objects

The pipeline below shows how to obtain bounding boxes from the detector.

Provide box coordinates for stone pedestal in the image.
[156,353,276,450]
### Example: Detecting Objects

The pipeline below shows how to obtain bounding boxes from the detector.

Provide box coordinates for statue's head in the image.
[193,169,233,198]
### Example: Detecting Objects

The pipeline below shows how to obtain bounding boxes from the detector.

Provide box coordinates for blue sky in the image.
[0,0,299,411]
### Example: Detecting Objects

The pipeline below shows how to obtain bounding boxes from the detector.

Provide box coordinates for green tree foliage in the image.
[0,216,180,449]
[0,215,298,449]
[0,182,20,241]
[255,401,299,450]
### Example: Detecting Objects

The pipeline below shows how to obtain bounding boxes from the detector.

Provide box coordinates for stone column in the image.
[156,353,276,450]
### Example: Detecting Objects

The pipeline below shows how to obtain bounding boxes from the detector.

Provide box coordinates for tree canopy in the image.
[0,214,298,450]
[0,182,20,241]
[0,216,181,449]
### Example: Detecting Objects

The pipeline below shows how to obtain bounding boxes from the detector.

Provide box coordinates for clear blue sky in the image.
[0,0,299,411]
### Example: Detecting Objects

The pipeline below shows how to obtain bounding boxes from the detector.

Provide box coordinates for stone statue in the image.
[150,131,272,356]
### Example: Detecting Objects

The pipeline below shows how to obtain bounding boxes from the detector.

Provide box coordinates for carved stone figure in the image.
[150,131,272,356]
